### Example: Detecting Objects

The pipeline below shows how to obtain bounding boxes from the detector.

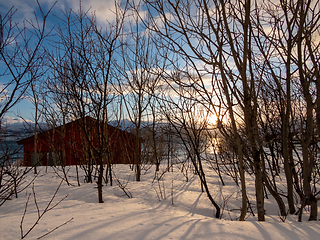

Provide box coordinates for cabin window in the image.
[47,152,61,166]
[31,153,43,166]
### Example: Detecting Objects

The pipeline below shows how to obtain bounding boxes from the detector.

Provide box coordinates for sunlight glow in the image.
[207,113,218,126]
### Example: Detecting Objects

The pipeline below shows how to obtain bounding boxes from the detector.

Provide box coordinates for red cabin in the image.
[17,116,140,166]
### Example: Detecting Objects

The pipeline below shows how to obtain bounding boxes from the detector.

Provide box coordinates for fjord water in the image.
[0,140,23,163]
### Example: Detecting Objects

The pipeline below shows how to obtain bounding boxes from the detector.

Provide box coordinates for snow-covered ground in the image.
[0,164,319,240]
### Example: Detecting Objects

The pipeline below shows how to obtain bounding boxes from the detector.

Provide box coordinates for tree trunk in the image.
[237,139,247,221]
[196,155,220,218]
[263,173,287,216]
[253,150,265,221]
[302,143,317,220]
[282,109,295,214]
[97,161,104,203]
[283,139,295,214]
[135,130,141,182]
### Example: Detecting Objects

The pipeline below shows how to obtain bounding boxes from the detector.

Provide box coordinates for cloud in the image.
[1,0,122,29]
[0,0,37,22]
[57,0,123,26]
[78,0,118,23]
[0,84,9,102]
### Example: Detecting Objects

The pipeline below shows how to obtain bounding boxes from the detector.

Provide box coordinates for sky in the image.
[0,0,125,126]
[1,0,229,128]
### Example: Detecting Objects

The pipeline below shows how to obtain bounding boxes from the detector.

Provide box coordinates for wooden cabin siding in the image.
[17,117,140,166]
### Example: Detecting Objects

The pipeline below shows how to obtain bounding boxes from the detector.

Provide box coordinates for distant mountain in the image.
[1,118,170,141]
[3,121,27,131]
[1,121,48,141]
[109,119,150,132]
[109,119,135,131]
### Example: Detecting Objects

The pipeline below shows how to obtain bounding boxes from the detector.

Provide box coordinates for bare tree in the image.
[253,0,320,220]
[116,3,165,181]
[293,0,320,221]
[0,1,54,122]
[0,0,54,206]
[159,84,221,218]
[45,2,128,203]
[142,0,252,220]
[142,0,320,221]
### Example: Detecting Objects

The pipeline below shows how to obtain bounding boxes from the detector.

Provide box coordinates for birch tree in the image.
[0,1,54,123]
[116,5,165,181]
[46,2,127,203]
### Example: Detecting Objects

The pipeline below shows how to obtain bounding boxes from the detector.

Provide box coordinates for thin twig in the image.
[20,193,31,239]
[32,184,40,218]
[37,217,73,239]
[21,179,68,239]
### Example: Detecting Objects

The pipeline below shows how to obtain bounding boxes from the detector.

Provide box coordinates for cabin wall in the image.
[19,118,140,166]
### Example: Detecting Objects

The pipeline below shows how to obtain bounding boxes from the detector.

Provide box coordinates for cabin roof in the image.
[17,116,135,145]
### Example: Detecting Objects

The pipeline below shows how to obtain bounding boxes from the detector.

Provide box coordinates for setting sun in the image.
[207,113,218,126]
